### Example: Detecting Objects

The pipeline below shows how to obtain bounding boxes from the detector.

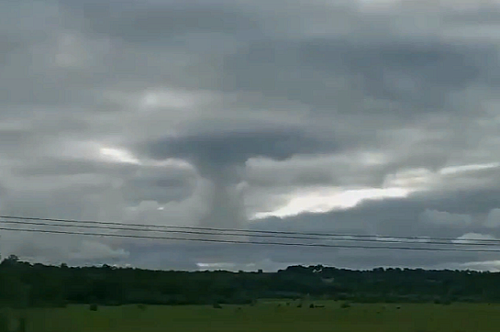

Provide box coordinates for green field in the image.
[7,301,500,332]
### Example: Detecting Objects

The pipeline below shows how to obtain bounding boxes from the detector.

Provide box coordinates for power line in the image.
[0,219,326,241]
[1,225,499,252]
[0,218,498,248]
[0,223,500,253]
[0,214,495,244]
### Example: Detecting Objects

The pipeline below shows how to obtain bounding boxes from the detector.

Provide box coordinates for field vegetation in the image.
[1,301,499,332]
[1,256,500,331]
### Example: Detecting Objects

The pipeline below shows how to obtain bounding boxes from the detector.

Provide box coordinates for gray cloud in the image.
[61,0,263,43]
[1,0,500,269]
[253,186,500,241]
[221,38,497,111]
[140,128,334,166]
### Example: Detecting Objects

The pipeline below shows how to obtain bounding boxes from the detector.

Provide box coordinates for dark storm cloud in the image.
[60,0,263,43]
[253,186,500,241]
[0,34,25,65]
[121,171,196,205]
[221,37,498,111]
[12,155,197,208]
[15,160,105,177]
[2,0,500,269]
[140,127,337,166]
[138,128,339,230]
[134,105,355,229]
[243,187,500,270]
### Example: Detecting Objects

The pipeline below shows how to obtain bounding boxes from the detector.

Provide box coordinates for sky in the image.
[3,0,500,271]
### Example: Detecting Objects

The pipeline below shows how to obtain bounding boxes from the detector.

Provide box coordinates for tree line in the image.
[0,255,498,308]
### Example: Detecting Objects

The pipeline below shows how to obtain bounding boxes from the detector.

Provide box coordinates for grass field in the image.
[7,300,500,332]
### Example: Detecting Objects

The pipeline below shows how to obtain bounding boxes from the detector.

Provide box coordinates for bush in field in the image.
[340,302,351,309]
[18,318,26,332]
[137,304,147,311]
[55,300,68,308]
[89,304,98,311]
[213,303,222,309]
[0,313,9,332]
[441,299,452,306]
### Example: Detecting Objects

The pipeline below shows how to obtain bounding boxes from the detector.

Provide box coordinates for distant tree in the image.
[0,260,496,309]
[1,255,19,267]
[7,255,19,263]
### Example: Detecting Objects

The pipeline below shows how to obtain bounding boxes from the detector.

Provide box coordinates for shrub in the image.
[55,300,68,308]
[0,313,9,332]
[441,299,452,306]
[18,318,26,332]
[89,304,98,311]
[137,304,147,311]
[340,302,351,309]
[213,303,222,309]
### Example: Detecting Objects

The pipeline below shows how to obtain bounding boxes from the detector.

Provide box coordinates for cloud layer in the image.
[2,0,500,270]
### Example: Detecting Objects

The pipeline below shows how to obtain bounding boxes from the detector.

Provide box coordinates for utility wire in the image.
[0,218,498,248]
[0,214,496,244]
[2,225,500,252]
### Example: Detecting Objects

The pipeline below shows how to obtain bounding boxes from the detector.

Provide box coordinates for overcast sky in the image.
[3,0,500,271]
